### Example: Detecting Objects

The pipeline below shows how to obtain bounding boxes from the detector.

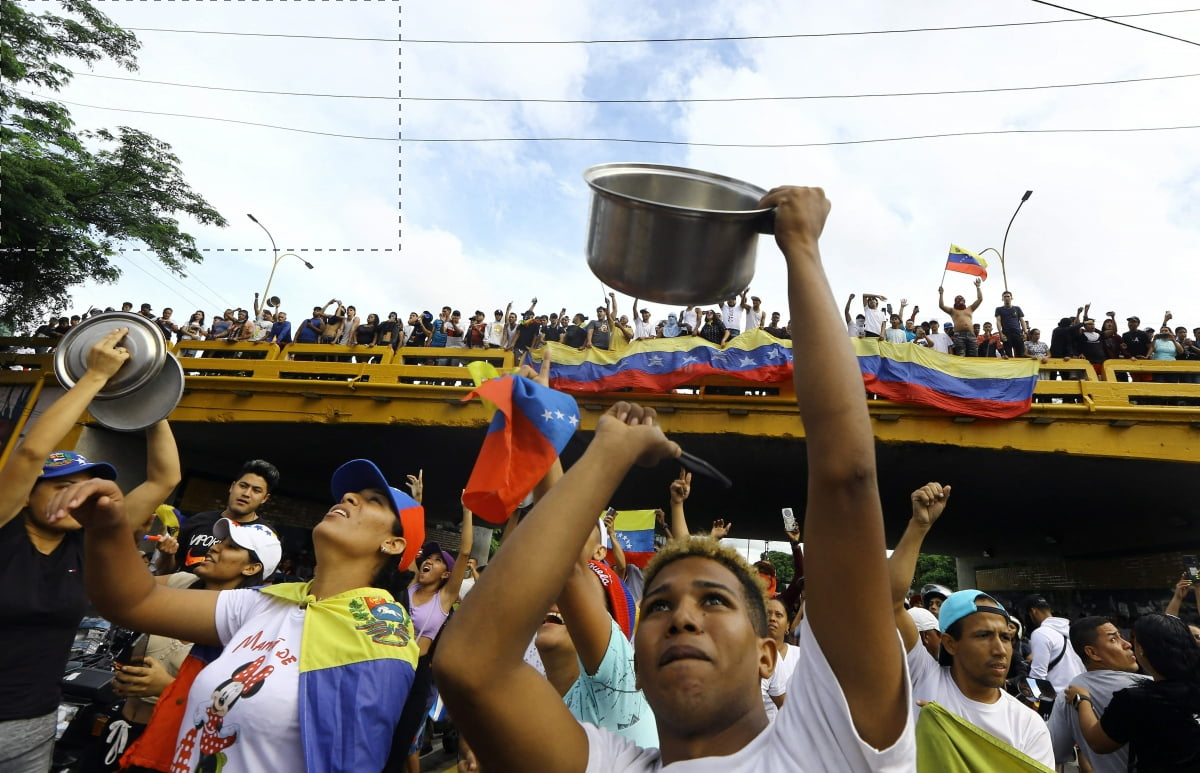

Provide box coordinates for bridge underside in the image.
[158,420,1196,562]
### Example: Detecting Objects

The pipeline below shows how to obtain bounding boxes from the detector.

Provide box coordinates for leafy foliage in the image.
[764,550,794,586]
[0,0,226,329]
[915,553,958,591]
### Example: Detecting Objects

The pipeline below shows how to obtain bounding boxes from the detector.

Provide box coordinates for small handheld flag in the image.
[945,244,988,281]
[461,375,580,523]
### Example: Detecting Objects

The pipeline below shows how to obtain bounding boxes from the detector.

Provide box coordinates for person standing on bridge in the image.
[938,278,983,357]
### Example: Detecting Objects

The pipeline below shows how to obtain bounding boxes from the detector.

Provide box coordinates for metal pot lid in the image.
[88,353,184,432]
[53,312,167,399]
[584,163,770,218]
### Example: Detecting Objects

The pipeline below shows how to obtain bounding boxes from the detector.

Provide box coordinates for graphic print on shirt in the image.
[171,648,290,772]
[350,596,414,648]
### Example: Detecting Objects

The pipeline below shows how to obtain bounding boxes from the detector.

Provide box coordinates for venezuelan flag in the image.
[534,329,793,393]
[945,244,988,280]
[612,509,656,569]
[856,338,1038,418]
[461,375,581,524]
[916,701,1053,772]
[533,330,1039,419]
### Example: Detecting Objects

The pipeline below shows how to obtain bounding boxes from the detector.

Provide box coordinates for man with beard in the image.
[161,460,280,572]
[937,278,983,357]
[890,482,1053,767]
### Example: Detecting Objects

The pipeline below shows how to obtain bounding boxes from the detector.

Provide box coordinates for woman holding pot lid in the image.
[44,458,425,773]
[0,328,181,773]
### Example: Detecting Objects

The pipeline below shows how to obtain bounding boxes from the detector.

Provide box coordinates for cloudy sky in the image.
[40,0,1200,333]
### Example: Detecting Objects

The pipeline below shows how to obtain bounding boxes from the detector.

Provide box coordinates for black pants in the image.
[1001,329,1025,357]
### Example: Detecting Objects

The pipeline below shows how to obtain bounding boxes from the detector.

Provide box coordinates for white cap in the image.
[908,606,940,633]
[213,518,282,577]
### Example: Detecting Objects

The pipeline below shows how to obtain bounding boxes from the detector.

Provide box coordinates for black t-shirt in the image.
[175,511,274,571]
[1050,324,1077,358]
[563,324,586,348]
[1101,680,1200,772]
[1122,329,1152,358]
[994,305,1024,333]
[376,319,399,344]
[1074,325,1107,364]
[515,321,542,349]
[542,324,562,343]
[0,516,87,720]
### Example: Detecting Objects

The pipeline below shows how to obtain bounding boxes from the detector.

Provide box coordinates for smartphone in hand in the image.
[781,507,798,533]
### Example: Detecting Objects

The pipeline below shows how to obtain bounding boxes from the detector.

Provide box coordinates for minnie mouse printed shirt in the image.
[172,590,303,773]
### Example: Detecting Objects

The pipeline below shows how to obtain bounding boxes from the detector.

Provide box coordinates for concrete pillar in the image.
[74,425,151,491]
[956,556,980,591]
[471,524,494,565]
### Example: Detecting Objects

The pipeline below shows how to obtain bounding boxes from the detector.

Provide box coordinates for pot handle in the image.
[754,208,776,235]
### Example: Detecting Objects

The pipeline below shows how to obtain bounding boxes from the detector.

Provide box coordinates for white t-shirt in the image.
[847,320,865,338]
[173,590,303,773]
[883,328,908,344]
[906,642,1053,768]
[720,301,741,330]
[633,319,656,340]
[927,332,953,354]
[1029,618,1085,695]
[680,309,699,332]
[582,617,915,772]
[761,642,802,722]
[744,308,764,332]
[485,321,505,347]
[863,306,887,336]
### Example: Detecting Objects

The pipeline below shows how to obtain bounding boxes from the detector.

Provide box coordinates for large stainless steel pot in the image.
[584,163,774,305]
[53,312,185,432]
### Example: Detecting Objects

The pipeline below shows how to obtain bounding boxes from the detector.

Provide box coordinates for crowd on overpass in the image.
[25,285,1200,376]
[6,190,1200,773]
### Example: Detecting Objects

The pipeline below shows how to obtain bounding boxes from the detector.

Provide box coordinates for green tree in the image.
[765,550,794,587]
[915,553,958,591]
[0,0,226,330]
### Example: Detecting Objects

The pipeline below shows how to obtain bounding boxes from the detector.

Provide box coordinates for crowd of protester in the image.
[4,190,1200,773]
[23,285,1200,379]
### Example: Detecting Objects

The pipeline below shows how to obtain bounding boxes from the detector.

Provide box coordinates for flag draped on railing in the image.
[532,330,1040,419]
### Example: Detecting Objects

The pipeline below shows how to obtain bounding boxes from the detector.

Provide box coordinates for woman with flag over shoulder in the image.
[43,458,425,773]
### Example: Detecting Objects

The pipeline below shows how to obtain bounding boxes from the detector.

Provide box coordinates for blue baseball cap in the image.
[937,589,1009,666]
[39,451,117,481]
[330,459,424,571]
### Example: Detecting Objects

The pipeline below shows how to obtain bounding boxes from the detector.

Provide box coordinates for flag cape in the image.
[462,375,580,523]
[612,509,656,569]
[259,582,421,773]
[945,244,988,280]
[534,331,1039,419]
[916,701,1053,772]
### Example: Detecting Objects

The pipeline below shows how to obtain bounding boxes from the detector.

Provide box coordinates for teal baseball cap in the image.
[937,589,1010,666]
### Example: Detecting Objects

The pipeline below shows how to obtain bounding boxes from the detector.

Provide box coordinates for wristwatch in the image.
[1072,694,1091,709]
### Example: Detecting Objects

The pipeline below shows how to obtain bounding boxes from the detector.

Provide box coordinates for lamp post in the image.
[247,213,314,311]
[978,191,1033,293]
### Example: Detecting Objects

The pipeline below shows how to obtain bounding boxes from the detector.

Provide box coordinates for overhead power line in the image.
[73,69,1200,104]
[121,7,1200,44]
[1029,0,1200,48]
[27,91,1200,147]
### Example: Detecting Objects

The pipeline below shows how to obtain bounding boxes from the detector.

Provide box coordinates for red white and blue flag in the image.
[461,375,580,524]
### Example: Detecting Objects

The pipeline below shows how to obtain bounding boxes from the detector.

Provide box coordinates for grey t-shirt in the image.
[587,320,613,350]
[1047,669,1150,773]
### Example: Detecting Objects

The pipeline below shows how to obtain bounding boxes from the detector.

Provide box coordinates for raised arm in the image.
[888,483,951,652]
[122,421,182,531]
[435,400,679,772]
[46,478,221,646]
[937,287,953,315]
[1165,577,1190,617]
[763,185,906,748]
[602,509,627,581]
[668,468,692,538]
[0,329,130,529]
[969,278,983,310]
[439,499,474,609]
[558,560,616,675]
[843,294,855,326]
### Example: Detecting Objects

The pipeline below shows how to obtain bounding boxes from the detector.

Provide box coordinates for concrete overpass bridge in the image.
[3,337,1198,603]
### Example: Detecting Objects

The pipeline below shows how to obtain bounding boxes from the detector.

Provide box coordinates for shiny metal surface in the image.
[584,163,771,305]
[53,312,167,398]
[87,353,184,432]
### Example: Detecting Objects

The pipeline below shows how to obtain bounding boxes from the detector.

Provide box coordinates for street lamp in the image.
[977,191,1033,293]
[247,213,314,311]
